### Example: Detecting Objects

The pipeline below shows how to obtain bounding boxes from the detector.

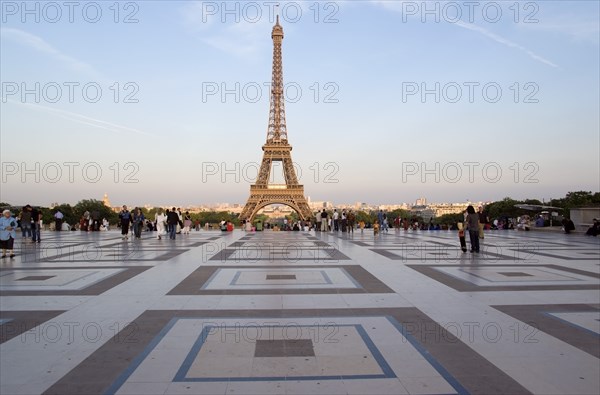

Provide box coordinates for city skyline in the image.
[1,1,599,207]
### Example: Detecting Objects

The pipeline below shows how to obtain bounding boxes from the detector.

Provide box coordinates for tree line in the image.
[1,191,597,227]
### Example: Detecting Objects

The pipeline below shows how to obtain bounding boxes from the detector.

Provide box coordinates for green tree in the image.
[485,197,525,220]
[74,199,118,224]
[389,209,410,222]
[549,191,600,218]
[254,213,269,224]
[48,204,76,226]
[355,210,372,226]
[436,213,464,225]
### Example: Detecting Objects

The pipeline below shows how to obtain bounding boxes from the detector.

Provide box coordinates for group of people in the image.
[18,205,43,242]
[315,208,357,233]
[0,205,42,258]
[586,218,600,236]
[118,206,193,240]
[78,211,109,232]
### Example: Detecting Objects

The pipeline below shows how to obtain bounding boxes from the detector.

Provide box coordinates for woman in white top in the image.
[155,209,167,240]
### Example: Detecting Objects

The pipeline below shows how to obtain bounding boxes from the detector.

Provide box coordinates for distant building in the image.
[415,197,427,206]
[102,193,111,207]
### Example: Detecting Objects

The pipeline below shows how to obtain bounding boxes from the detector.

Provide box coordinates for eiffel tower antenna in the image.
[239,16,313,222]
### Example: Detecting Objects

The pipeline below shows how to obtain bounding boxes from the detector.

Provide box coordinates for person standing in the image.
[347,209,355,234]
[91,210,100,231]
[477,206,488,239]
[132,208,145,239]
[165,209,172,235]
[155,209,166,240]
[340,210,347,232]
[83,210,90,231]
[377,210,384,231]
[20,205,32,241]
[465,205,480,253]
[315,211,322,232]
[320,209,328,232]
[333,209,339,231]
[31,206,41,243]
[54,210,64,231]
[176,208,183,234]
[0,210,17,258]
[167,207,179,240]
[118,205,132,240]
[183,212,192,235]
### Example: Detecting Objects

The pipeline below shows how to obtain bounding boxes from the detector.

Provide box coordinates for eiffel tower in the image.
[239,16,313,222]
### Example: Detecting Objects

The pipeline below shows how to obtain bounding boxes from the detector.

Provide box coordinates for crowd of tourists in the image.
[1,203,598,259]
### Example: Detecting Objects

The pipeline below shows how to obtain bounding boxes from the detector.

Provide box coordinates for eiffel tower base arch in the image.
[240,185,313,222]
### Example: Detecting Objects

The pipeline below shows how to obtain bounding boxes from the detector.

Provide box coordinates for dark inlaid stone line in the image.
[0,266,151,296]
[15,275,56,281]
[499,272,534,277]
[266,274,297,280]
[513,249,600,261]
[168,265,393,295]
[408,264,600,292]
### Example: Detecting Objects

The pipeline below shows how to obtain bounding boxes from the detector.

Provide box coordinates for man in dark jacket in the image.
[31,206,41,243]
[166,207,179,240]
[119,206,132,240]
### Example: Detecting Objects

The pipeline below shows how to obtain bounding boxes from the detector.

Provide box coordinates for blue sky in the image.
[1,0,599,206]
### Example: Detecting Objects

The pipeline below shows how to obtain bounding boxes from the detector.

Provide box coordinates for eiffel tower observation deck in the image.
[239,16,313,222]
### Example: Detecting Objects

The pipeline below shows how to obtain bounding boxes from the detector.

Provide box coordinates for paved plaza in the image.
[0,229,598,395]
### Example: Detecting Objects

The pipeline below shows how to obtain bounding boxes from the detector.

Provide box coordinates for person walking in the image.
[167,207,179,240]
[54,210,64,231]
[155,209,166,240]
[118,205,132,240]
[465,205,480,253]
[0,209,17,258]
[132,208,145,239]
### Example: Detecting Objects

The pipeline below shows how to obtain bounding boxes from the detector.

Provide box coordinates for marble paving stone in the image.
[0,230,597,395]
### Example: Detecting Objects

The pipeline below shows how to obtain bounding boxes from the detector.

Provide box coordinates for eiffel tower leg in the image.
[281,155,298,185]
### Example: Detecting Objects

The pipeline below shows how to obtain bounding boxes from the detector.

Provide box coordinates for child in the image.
[373,220,380,236]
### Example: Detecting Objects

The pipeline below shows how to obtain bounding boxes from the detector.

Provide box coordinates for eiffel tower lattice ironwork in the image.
[239,16,312,222]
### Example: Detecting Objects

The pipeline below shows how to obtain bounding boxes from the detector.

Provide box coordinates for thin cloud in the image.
[454,21,559,69]
[369,1,559,69]
[0,27,102,78]
[4,99,151,137]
